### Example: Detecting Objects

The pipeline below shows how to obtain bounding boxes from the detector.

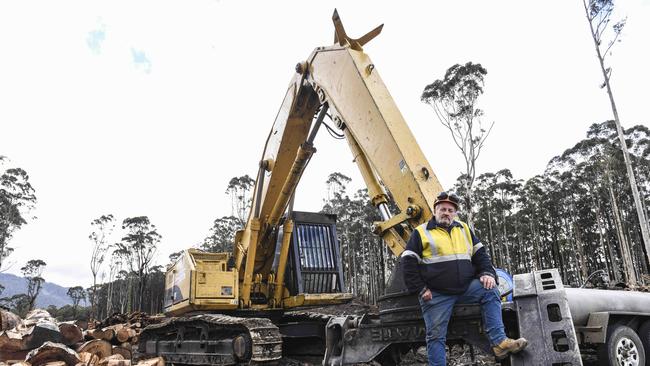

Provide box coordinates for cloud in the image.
[131,48,152,74]
[86,29,106,54]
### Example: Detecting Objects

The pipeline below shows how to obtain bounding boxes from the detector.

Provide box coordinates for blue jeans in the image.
[418,279,507,366]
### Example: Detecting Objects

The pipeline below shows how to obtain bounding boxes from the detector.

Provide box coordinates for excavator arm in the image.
[235,10,444,308]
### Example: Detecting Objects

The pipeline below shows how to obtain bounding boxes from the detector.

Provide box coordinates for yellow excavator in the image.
[138,10,587,366]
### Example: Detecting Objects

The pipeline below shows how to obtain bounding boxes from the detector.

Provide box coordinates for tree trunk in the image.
[501,207,511,271]
[92,274,97,321]
[591,192,612,277]
[607,173,637,285]
[570,198,589,281]
[486,204,497,267]
[583,0,650,268]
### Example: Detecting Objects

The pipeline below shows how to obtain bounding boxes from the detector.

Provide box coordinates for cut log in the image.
[24,310,54,323]
[6,361,31,366]
[76,340,111,360]
[86,321,100,331]
[85,329,114,343]
[101,329,115,343]
[0,322,62,351]
[105,361,128,366]
[114,328,135,344]
[97,355,125,366]
[82,331,92,342]
[25,342,81,366]
[43,362,66,366]
[72,321,88,332]
[78,353,99,366]
[58,324,83,346]
[134,357,164,366]
[109,348,130,361]
[0,310,21,332]
[85,329,100,341]
[0,349,28,363]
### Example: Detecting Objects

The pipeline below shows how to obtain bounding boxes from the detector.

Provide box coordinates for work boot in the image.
[492,337,528,359]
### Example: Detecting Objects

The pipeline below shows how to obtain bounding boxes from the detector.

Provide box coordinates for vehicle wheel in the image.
[639,321,650,363]
[598,324,645,366]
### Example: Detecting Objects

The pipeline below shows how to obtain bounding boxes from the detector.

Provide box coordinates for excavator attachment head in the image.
[332,9,383,51]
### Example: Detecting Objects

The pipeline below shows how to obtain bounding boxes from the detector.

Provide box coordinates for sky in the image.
[1,1,648,288]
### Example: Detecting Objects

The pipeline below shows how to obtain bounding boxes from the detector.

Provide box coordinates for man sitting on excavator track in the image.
[402,191,528,365]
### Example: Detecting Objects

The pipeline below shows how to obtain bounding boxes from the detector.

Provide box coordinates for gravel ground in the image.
[278,345,498,366]
[400,345,497,366]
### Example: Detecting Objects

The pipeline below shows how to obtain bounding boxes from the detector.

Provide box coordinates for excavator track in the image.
[278,310,335,362]
[137,314,282,365]
[278,300,376,361]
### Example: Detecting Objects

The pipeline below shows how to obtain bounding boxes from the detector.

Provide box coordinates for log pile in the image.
[0,310,164,366]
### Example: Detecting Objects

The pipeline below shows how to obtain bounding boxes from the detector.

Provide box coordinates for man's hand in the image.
[480,275,496,290]
[421,288,432,301]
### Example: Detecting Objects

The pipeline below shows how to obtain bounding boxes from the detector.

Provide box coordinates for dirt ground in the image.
[399,345,497,366]
[279,345,498,366]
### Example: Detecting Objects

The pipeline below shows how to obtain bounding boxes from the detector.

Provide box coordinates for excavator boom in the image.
[234,10,444,308]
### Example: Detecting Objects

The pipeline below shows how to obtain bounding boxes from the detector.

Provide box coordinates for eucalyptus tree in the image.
[471,173,498,260]
[0,157,37,271]
[66,286,86,318]
[201,216,242,253]
[421,62,494,225]
[491,169,521,272]
[226,175,255,223]
[21,259,46,312]
[119,216,161,311]
[321,173,388,303]
[516,175,549,272]
[582,0,650,265]
[88,214,114,319]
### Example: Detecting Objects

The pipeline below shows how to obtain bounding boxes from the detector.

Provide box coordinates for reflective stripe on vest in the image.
[401,249,422,262]
[421,227,438,257]
[422,253,471,264]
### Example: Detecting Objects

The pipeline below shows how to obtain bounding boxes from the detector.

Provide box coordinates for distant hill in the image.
[0,272,74,308]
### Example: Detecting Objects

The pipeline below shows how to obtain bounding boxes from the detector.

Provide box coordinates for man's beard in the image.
[436,215,452,227]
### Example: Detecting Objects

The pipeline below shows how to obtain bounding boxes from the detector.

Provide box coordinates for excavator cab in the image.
[277,211,345,297]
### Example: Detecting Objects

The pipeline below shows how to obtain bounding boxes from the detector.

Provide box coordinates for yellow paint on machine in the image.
[282,293,354,308]
[164,249,239,315]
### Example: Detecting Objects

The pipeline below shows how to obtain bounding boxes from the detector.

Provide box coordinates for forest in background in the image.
[2,119,649,319]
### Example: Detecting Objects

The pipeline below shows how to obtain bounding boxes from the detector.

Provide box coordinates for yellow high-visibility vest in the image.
[415,221,480,264]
